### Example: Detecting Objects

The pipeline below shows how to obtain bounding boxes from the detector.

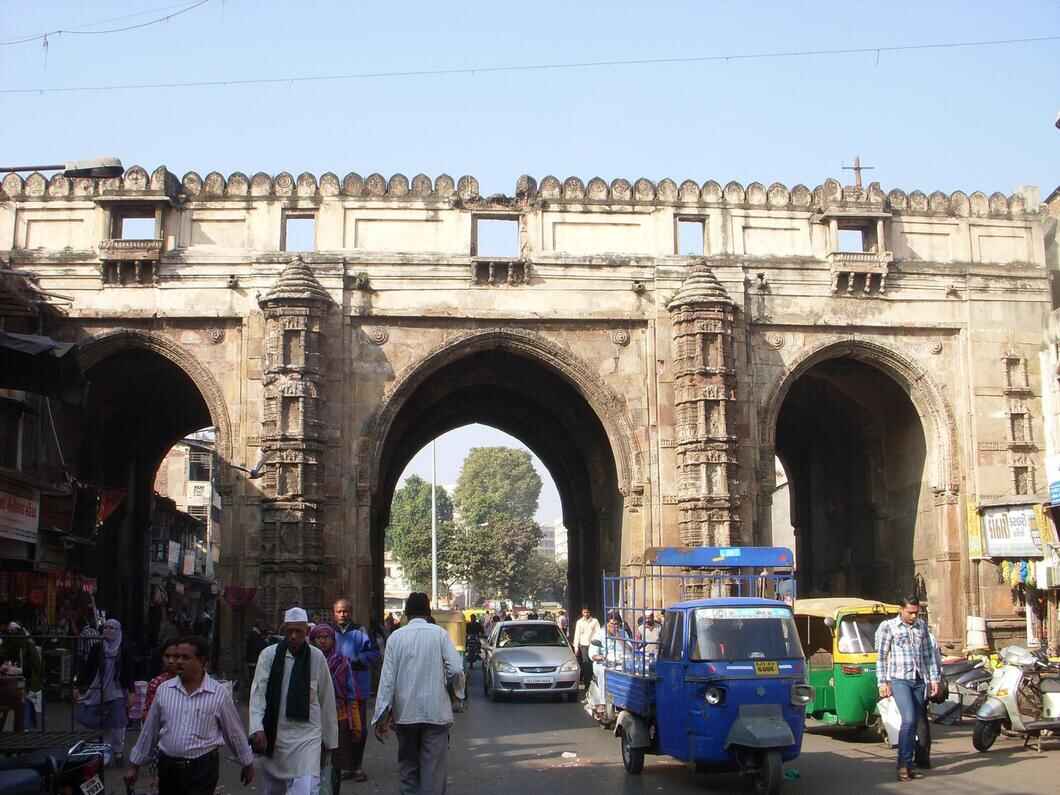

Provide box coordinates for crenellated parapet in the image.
[525,174,1032,219]
[667,261,740,548]
[0,166,1034,220]
[256,256,332,623]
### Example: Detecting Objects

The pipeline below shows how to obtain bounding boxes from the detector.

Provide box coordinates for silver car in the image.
[482,620,580,701]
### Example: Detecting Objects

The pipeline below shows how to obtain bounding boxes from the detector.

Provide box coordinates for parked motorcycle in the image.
[0,740,107,795]
[973,646,1060,752]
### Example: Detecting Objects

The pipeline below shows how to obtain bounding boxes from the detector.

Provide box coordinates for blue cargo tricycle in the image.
[603,546,811,794]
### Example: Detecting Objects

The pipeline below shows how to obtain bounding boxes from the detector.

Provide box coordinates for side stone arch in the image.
[77,329,235,462]
[360,327,644,498]
[760,337,960,496]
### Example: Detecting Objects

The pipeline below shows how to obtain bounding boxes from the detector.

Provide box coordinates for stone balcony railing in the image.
[828,250,894,295]
[98,238,163,262]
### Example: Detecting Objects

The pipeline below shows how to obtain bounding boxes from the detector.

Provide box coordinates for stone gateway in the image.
[1,166,1049,669]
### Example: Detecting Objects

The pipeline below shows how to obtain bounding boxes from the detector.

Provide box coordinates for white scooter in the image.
[973,645,1060,752]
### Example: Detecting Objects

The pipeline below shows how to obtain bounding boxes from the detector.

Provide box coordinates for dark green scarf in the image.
[263,640,311,756]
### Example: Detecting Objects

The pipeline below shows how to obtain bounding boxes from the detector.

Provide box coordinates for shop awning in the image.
[0,330,84,404]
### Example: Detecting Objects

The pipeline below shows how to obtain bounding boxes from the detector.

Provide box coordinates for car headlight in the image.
[495,660,518,674]
[559,660,580,673]
[791,683,814,706]
[705,686,725,705]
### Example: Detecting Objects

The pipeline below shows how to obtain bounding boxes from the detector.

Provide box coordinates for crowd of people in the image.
[118,594,465,795]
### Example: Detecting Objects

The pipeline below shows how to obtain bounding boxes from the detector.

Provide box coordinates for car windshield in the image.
[836,613,893,654]
[496,625,569,648]
[690,606,802,661]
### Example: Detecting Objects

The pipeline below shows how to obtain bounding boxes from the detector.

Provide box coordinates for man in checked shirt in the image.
[875,596,941,783]
[125,636,255,795]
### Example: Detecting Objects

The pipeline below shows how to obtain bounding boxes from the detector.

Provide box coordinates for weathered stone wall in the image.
[1,166,1049,659]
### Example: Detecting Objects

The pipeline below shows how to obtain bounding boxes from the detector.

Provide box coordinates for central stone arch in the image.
[361,327,645,616]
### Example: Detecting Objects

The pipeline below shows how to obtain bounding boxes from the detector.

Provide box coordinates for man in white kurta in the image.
[250,607,338,795]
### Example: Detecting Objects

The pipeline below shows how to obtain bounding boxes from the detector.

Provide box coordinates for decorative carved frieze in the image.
[668,261,740,547]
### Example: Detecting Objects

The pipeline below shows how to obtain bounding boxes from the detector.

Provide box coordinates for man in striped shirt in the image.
[125,636,254,795]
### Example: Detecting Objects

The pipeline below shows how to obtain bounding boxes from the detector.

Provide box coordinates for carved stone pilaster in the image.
[257,257,332,621]
[667,262,740,547]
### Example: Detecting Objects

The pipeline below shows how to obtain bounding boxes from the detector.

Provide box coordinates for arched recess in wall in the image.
[359,327,645,616]
[78,329,234,462]
[362,328,643,498]
[761,338,960,497]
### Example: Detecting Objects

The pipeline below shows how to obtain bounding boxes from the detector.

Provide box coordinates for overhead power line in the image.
[2,32,1057,96]
[0,0,211,47]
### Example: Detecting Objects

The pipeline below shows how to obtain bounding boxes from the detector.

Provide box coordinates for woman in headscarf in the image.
[309,624,361,795]
[74,618,135,762]
[0,622,43,729]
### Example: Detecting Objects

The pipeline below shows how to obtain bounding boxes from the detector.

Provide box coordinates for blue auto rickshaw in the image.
[604,546,812,794]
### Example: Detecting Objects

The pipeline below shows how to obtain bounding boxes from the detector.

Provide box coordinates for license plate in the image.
[525,677,553,685]
[754,661,779,676]
[81,775,103,795]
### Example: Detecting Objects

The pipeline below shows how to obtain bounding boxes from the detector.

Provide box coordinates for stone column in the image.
[256,257,332,624]
[667,262,740,546]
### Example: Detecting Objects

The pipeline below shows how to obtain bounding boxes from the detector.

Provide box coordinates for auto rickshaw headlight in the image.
[791,684,814,705]
[705,686,725,705]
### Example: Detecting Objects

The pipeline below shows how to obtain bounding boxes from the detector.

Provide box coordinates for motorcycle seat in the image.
[1040,678,1060,694]
[0,769,43,795]
[941,660,975,677]
[0,751,58,776]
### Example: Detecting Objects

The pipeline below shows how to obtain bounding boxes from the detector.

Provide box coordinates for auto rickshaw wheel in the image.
[752,751,783,794]
[620,730,644,774]
[972,719,1001,752]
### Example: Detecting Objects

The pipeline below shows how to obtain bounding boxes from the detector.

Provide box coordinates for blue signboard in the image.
[645,546,794,569]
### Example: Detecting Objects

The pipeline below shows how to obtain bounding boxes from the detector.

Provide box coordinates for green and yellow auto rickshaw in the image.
[793,598,899,729]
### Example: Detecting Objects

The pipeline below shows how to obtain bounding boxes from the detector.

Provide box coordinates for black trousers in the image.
[578,646,592,687]
[157,750,219,795]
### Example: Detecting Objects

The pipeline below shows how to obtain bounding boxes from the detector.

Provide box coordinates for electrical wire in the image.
[2,32,1057,96]
[0,0,211,47]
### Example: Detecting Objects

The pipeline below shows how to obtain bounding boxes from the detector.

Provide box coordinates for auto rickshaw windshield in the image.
[690,606,802,661]
[836,613,892,654]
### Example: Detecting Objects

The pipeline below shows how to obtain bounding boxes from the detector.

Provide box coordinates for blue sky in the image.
[4,2,1058,522]
[2,1,1057,195]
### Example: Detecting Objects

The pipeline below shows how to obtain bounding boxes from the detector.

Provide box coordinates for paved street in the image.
[183,666,1059,795]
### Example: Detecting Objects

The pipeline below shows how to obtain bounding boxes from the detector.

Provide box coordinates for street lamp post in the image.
[0,157,124,178]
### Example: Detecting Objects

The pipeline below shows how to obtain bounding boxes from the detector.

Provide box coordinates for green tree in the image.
[452,448,545,598]
[386,474,454,591]
[453,447,542,527]
[509,552,568,604]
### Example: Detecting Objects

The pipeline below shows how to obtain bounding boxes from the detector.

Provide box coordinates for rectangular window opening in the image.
[677,219,705,255]
[283,214,316,252]
[837,228,866,252]
[473,217,519,257]
[120,215,156,240]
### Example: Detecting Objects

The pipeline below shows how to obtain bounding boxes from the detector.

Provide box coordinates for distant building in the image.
[552,520,568,563]
[383,549,413,613]
[155,432,221,580]
[537,521,556,559]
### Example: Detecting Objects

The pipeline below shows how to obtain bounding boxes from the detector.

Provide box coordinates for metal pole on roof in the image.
[431,439,438,608]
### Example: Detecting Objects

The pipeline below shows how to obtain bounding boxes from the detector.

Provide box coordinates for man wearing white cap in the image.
[250,607,338,795]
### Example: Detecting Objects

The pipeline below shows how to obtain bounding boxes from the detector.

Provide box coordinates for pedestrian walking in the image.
[249,607,339,795]
[572,607,600,689]
[875,595,941,783]
[143,639,181,716]
[0,622,43,729]
[372,593,464,795]
[330,597,380,783]
[74,618,135,763]
[124,636,254,795]
[556,610,568,638]
[309,625,361,795]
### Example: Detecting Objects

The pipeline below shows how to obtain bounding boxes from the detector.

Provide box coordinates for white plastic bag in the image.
[876,696,901,747]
